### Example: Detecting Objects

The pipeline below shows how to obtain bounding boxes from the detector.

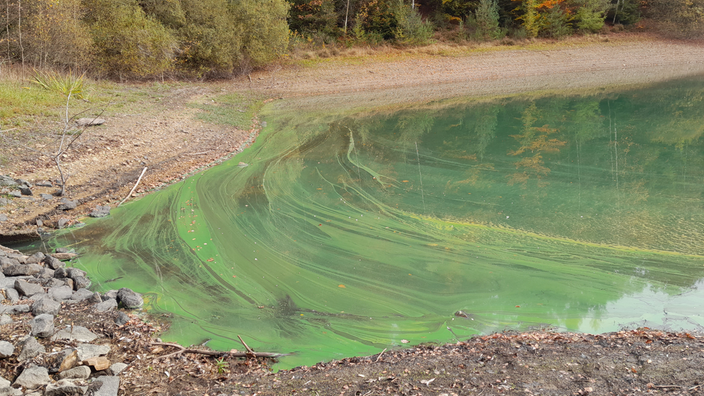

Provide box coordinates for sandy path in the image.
[241,39,704,111]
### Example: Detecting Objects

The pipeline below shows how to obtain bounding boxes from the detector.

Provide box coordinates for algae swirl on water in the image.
[56,76,704,369]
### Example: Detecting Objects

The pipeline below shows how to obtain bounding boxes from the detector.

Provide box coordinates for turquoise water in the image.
[48,76,704,369]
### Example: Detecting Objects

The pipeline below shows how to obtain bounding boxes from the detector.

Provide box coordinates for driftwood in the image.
[151,338,286,361]
[118,167,147,207]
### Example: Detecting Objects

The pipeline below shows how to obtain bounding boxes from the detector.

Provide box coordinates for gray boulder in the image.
[31,314,55,338]
[0,304,29,315]
[44,380,85,396]
[108,362,127,376]
[102,290,118,301]
[49,285,73,301]
[18,337,46,361]
[94,299,117,312]
[18,186,32,196]
[72,275,91,291]
[43,278,66,288]
[58,218,70,229]
[90,376,120,396]
[40,193,53,200]
[43,256,65,270]
[13,365,50,389]
[25,252,44,263]
[14,279,44,296]
[66,268,87,279]
[51,325,98,343]
[0,314,12,325]
[117,288,143,309]
[90,205,111,218]
[0,341,13,358]
[4,288,19,303]
[0,387,22,396]
[58,366,91,380]
[71,288,94,302]
[37,267,55,279]
[32,297,61,316]
[57,198,77,211]
[76,117,105,126]
[0,375,9,387]
[8,190,21,198]
[114,312,130,326]
[0,214,7,222]
[4,264,42,276]
[0,175,17,187]
[0,257,19,269]
[76,343,110,361]
[54,267,69,278]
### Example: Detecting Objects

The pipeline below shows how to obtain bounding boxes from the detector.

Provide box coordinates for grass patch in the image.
[190,92,264,130]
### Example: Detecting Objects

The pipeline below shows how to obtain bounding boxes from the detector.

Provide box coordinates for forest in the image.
[0,0,702,79]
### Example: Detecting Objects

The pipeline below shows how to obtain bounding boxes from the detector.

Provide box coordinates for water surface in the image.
[53,77,704,368]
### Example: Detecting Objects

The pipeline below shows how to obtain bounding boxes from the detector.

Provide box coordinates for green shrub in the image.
[231,0,290,70]
[541,5,572,38]
[394,1,435,44]
[574,0,608,32]
[474,0,504,40]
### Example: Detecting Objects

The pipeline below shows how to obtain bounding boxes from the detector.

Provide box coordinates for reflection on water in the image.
[48,76,704,369]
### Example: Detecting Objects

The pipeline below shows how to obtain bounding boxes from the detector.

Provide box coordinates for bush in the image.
[474,0,504,40]
[647,0,703,37]
[574,0,608,32]
[231,0,290,70]
[394,1,435,44]
[84,0,176,78]
[289,0,339,38]
[541,5,572,38]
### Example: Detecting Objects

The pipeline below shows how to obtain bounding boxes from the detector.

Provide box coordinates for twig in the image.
[652,385,683,389]
[118,167,147,207]
[151,342,285,361]
[238,335,254,353]
[184,151,211,156]
[375,348,387,362]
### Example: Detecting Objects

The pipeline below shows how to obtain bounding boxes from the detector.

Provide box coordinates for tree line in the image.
[1,0,701,79]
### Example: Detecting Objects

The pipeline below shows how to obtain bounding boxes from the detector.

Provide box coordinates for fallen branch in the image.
[375,348,387,362]
[151,342,286,361]
[238,335,254,353]
[118,167,147,207]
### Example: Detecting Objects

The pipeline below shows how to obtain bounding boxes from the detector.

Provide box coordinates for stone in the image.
[102,290,118,301]
[32,297,61,316]
[0,314,12,325]
[57,199,77,211]
[8,190,21,198]
[0,214,7,222]
[13,365,50,389]
[58,366,91,380]
[77,343,110,361]
[88,292,102,304]
[18,186,32,196]
[31,314,55,338]
[43,256,65,270]
[84,356,111,371]
[0,304,29,315]
[40,193,53,200]
[0,198,7,206]
[89,205,111,218]
[58,218,70,229]
[37,267,55,279]
[51,325,98,343]
[114,312,130,326]
[0,386,22,396]
[4,288,19,303]
[44,380,84,396]
[14,279,44,296]
[49,285,73,301]
[52,252,77,261]
[58,350,78,372]
[43,278,66,288]
[4,264,42,276]
[0,341,13,358]
[35,181,52,187]
[0,257,19,269]
[71,288,93,302]
[76,117,106,126]
[55,248,69,254]
[72,275,91,291]
[94,299,117,312]
[0,376,9,387]
[0,175,17,187]
[117,288,143,309]
[90,376,119,396]
[25,252,44,264]
[54,267,69,278]
[44,349,73,373]
[67,268,87,279]
[18,337,46,362]
[108,362,127,376]
[29,292,48,301]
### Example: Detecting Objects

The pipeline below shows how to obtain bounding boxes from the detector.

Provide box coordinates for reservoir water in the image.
[48,76,704,369]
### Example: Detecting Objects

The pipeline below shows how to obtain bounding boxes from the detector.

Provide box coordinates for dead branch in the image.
[238,335,254,353]
[150,342,286,361]
[118,167,147,207]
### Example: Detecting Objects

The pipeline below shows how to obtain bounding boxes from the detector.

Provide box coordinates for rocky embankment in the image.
[0,244,143,396]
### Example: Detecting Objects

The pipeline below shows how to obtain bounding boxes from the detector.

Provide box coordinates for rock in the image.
[102,290,117,301]
[108,362,127,376]
[67,268,87,279]
[58,350,78,372]
[4,263,42,276]
[37,267,55,279]
[238,162,249,167]
[0,376,9,387]
[40,193,53,200]
[72,276,91,291]
[58,218,70,229]
[84,356,111,371]
[55,248,69,254]
[25,252,45,264]
[114,312,130,326]
[44,380,84,396]
[51,325,98,343]
[43,255,65,270]
[117,288,143,309]
[0,387,22,396]
[32,297,61,316]
[77,343,110,361]
[0,175,17,187]
[43,278,66,288]
[31,314,55,338]
[0,198,7,206]
[76,117,106,126]
[0,215,7,222]
[18,186,32,196]
[49,285,73,301]
[35,181,52,187]
[0,314,12,325]
[14,279,44,296]
[13,365,50,389]
[71,288,94,302]
[28,292,48,301]
[59,366,91,380]
[0,304,29,315]
[57,199,77,211]
[4,288,19,303]
[0,257,19,269]
[88,292,102,304]
[18,337,46,361]
[94,299,117,312]
[89,205,111,218]
[0,341,14,358]
[90,376,119,396]
[8,190,21,198]
[44,349,73,373]
[52,252,77,261]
